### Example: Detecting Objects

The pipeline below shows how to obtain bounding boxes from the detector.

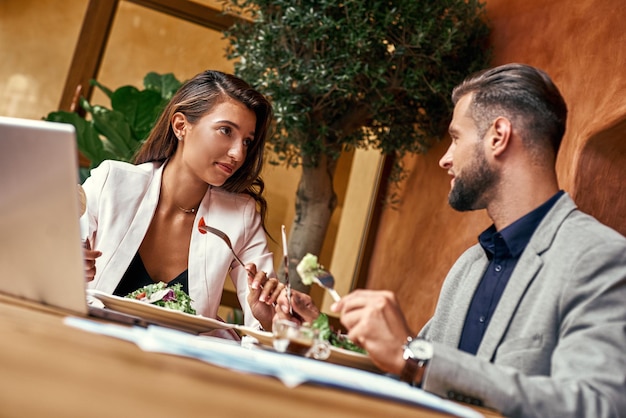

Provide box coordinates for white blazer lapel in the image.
[122,164,163,248]
[93,162,163,293]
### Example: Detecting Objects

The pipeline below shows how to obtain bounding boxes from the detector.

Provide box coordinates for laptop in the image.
[0,116,146,325]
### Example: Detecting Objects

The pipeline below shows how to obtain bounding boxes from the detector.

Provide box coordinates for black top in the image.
[113,252,189,297]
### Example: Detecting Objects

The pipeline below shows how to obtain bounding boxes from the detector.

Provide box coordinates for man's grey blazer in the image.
[419,193,626,417]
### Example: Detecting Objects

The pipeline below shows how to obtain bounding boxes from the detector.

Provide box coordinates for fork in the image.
[313,271,341,302]
[199,223,279,311]
[198,224,247,271]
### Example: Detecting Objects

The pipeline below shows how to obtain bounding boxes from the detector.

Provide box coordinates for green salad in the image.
[312,313,367,354]
[125,282,196,315]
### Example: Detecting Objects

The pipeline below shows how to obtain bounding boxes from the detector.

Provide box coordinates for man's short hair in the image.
[451,63,568,156]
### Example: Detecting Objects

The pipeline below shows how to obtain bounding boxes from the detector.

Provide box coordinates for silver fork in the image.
[198,224,247,270]
[313,271,341,302]
[200,224,278,309]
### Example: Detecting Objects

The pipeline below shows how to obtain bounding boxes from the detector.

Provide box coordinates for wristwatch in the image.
[401,336,433,386]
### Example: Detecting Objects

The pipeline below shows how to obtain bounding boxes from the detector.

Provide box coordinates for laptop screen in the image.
[0,116,88,315]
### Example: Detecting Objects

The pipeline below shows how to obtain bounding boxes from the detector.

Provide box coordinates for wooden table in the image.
[0,294,499,418]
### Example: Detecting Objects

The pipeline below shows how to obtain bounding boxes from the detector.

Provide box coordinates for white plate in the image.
[234,325,274,345]
[326,345,380,373]
[87,289,236,334]
[88,290,380,372]
[235,326,381,373]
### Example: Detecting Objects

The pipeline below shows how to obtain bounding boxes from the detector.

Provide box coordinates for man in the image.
[276,63,626,417]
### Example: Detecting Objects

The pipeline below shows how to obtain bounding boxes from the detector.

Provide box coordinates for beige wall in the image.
[90,2,233,104]
[367,0,626,332]
[0,0,86,119]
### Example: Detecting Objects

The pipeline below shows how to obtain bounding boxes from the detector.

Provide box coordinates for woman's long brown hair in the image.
[133,70,273,231]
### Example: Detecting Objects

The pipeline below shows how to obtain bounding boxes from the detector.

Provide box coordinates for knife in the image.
[281,225,293,315]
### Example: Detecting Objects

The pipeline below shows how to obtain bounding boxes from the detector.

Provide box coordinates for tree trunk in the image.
[286,152,339,292]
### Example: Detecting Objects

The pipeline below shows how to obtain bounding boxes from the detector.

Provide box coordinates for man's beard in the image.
[448,146,497,212]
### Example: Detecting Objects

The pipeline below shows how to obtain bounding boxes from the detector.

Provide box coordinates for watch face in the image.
[408,339,433,360]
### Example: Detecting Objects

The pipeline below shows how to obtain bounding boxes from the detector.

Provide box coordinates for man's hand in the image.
[331,289,412,375]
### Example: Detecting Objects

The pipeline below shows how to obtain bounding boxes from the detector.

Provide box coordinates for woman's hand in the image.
[274,288,320,325]
[246,263,284,330]
[83,240,102,282]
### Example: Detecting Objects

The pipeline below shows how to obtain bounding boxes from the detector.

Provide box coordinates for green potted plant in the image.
[45,72,182,181]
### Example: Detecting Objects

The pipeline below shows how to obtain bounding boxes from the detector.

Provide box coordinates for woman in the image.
[82,70,282,330]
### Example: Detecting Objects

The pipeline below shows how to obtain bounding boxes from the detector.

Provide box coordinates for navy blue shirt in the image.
[458,191,564,355]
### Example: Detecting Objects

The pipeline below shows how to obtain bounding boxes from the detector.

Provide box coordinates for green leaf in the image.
[143,72,183,100]
[87,104,137,161]
[44,110,113,168]
[110,86,165,141]
[90,79,114,100]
